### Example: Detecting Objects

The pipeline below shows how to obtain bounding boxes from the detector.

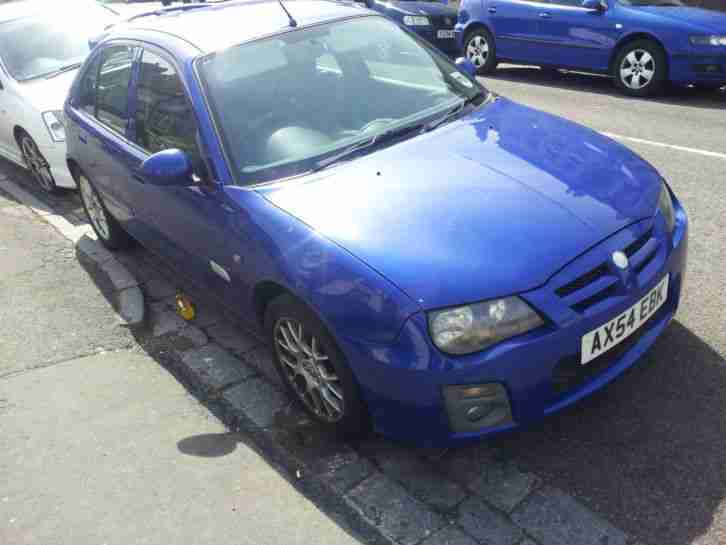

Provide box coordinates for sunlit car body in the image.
[65,0,687,446]
[455,0,726,96]
[0,0,117,192]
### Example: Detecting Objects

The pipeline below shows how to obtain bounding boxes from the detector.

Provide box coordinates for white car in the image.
[0,1,117,193]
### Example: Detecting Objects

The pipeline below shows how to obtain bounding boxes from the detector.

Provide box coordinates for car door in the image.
[535,0,618,70]
[0,69,20,162]
[126,47,241,297]
[72,44,144,232]
[486,0,552,64]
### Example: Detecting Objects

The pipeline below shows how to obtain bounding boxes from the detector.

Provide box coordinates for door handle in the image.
[488,6,497,12]
[539,12,552,18]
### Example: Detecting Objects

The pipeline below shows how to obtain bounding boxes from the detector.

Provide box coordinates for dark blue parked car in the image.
[356,0,461,55]
[455,0,726,96]
[66,0,688,445]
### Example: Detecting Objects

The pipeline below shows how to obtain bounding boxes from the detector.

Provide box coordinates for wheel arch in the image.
[253,280,293,329]
[463,21,494,43]
[610,32,670,77]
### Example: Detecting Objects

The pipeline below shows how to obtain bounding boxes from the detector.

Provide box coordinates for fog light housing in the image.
[444,383,512,434]
[694,64,722,74]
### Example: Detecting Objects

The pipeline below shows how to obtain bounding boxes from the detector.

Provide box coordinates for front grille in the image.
[430,15,455,28]
[551,304,664,398]
[554,227,658,313]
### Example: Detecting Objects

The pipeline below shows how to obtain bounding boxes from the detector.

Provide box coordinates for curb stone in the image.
[0,178,145,327]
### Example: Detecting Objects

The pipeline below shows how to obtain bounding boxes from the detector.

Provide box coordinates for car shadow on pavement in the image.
[486,65,726,110]
[491,319,726,545]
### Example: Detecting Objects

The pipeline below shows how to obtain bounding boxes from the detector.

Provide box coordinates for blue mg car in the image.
[66,0,687,445]
[455,0,726,96]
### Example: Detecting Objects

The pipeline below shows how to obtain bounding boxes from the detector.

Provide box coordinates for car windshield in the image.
[617,0,684,6]
[0,4,116,81]
[197,16,487,185]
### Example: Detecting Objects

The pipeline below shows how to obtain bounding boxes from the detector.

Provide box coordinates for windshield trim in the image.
[193,14,489,188]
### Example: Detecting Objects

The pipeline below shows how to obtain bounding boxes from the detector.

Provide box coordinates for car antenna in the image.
[277,0,298,27]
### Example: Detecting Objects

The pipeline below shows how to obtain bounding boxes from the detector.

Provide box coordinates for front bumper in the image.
[340,199,688,446]
[414,27,461,56]
[38,140,75,189]
[670,52,726,87]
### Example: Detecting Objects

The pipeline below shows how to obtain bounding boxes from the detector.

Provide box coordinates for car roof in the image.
[106,0,368,56]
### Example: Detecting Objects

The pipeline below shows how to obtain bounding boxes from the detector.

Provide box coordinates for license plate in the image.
[580,275,669,365]
[437,30,455,39]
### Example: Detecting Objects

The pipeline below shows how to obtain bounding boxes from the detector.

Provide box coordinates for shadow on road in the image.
[486,65,726,111]
[492,320,726,545]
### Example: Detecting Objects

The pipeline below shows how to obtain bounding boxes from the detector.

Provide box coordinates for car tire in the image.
[77,171,133,250]
[17,131,59,194]
[265,293,370,438]
[613,40,667,97]
[464,27,497,75]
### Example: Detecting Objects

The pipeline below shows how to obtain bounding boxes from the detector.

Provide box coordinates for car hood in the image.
[381,1,458,16]
[19,70,78,113]
[256,98,662,310]
[633,6,726,32]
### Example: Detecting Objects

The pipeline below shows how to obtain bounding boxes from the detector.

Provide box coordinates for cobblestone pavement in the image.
[1,160,641,545]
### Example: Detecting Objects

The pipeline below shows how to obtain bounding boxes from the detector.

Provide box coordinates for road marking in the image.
[603,132,726,160]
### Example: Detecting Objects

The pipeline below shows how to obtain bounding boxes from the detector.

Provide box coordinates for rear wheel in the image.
[265,294,370,437]
[464,28,497,75]
[613,40,666,97]
[17,131,58,194]
[77,172,132,250]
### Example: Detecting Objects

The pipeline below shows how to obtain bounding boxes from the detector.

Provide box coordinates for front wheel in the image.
[265,294,370,437]
[613,40,667,97]
[464,28,497,75]
[17,132,58,194]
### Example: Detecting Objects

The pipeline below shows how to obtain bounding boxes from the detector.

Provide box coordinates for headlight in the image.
[428,297,544,355]
[403,15,430,26]
[690,36,726,46]
[658,182,676,233]
[42,111,66,142]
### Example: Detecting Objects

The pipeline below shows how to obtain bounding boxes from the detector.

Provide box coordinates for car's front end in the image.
[339,189,687,445]
[366,0,460,56]
[671,34,726,88]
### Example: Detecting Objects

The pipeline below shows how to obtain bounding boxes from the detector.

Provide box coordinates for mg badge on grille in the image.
[612,251,629,270]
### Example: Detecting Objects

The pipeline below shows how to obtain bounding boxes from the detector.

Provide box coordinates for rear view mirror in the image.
[455,57,477,78]
[139,149,193,187]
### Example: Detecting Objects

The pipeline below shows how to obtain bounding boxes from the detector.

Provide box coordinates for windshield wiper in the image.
[312,122,424,172]
[45,62,83,79]
[420,92,487,134]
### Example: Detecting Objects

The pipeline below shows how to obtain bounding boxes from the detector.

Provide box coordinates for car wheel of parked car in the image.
[613,40,666,97]
[77,172,132,250]
[265,293,370,437]
[17,132,58,194]
[464,28,497,75]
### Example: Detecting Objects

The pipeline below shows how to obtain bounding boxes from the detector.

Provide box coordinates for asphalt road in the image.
[479,66,726,545]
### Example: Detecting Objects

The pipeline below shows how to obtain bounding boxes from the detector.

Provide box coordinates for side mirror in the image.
[455,57,477,78]
[139,149,193,187]
[582,0,606,10]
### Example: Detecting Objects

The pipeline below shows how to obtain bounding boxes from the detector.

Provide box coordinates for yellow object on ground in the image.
[175,293,196,321]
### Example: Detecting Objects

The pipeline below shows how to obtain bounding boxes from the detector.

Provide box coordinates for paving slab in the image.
[180,343,257,394]
[0,351,361,545]
[222,376,289,429]
[458,497,524,545]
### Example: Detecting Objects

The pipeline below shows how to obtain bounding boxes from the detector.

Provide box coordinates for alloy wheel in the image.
[20,136,55,193]
[273,317,345,422]
[620,49,656,91]
[79,175,110,241]
[466,35,489,68]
